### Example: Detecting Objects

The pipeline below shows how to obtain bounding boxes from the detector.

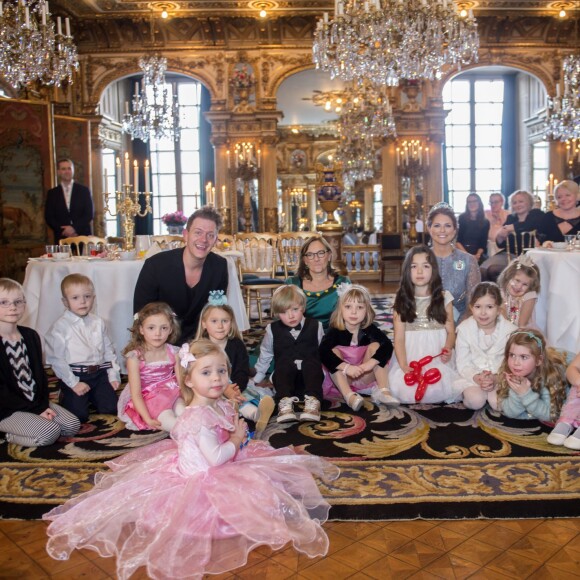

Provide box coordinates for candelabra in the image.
[104,154,152,251]
[0,0,79,88]
[228,143,260,232]
[123,55,180,142]
[546,173,558,212]
[397,140,429,245]
[313,0,479,86]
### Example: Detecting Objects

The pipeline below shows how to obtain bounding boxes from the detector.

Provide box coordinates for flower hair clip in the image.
[208,290,228,306]
[133,313,139,321]
[515,252,535,270]
[178,343,196,368]
[336,282,352,297]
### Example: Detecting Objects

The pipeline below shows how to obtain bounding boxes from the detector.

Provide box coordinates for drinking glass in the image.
[564,234,575,251]
[135,235,151,259]
[45,245,57,257]
[59,244,71,257]
[106,243,119,259]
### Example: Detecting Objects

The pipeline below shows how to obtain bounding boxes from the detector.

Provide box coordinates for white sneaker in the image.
[300,395,321,422]
[276,396,299,423]
[547,423,573,446]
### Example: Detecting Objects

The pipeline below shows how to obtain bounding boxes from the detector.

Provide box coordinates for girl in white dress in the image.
[454,282,518,409]
[389,246,461,404]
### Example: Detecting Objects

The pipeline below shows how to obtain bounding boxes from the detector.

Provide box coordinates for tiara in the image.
[336,282,352,297]
[208,290,228,306]
[429,201,454,213]
[511,330,543,352]
[178,343,197,368]
[515,253,536,270]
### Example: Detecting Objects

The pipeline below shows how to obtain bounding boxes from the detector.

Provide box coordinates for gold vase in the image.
[319,200,341,229]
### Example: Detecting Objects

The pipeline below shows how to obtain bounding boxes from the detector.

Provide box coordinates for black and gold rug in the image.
[2,295,578,521]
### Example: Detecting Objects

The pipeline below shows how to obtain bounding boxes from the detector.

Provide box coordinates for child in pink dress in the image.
[44,340,339,580]
[117,302,184,431]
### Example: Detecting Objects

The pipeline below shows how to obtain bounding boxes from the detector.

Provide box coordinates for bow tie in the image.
[288,323,302,332]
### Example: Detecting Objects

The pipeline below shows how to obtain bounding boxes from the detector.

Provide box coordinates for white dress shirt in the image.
[45,310,120,389]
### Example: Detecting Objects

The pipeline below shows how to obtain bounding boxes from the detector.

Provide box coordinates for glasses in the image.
[304,250,330,260]
[0,299,26,308]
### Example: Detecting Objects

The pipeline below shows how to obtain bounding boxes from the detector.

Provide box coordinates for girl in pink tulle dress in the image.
[117,302,185,432]
[44,340,339,580]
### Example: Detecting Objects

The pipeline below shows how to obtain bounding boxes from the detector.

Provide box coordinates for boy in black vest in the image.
[253,285,324,423]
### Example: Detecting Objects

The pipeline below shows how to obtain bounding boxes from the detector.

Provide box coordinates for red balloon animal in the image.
[403,350,447,402]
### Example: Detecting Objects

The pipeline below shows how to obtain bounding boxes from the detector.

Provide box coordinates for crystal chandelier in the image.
[312,0,479,87]
[122,55,180,142]
[545,54,580,141]
[0,1,79,88]
[335,83,397,187]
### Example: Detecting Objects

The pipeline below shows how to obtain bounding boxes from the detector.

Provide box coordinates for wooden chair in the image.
[277,232,313,278]
[379,233,405,283]
[506,230,537,262]
[60,235,107,256]
[150,235,185,249]
[233,233,283,323]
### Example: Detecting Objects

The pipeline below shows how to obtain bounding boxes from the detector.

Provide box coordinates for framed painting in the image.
[0,98,54,244]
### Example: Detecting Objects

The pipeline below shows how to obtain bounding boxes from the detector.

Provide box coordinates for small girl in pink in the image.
[497,254,540,328]
[117,302,185,431]
[547,351,580,450]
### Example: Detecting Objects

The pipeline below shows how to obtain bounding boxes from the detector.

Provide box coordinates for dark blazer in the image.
[497,209,547,254]
[134,249,229,343]
[44,182,94,242]
[225,337,250,391]
[0,326,50,421]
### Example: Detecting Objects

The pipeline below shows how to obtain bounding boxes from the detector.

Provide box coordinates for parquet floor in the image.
[2,281,579,579]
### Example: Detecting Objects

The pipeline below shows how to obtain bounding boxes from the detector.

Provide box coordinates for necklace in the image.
[303,282,339,298]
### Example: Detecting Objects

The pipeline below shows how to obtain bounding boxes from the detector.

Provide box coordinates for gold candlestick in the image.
[104,157,152,251]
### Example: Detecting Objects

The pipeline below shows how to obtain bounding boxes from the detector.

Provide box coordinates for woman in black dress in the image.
[542,180,580,243]
[456,193,490,263]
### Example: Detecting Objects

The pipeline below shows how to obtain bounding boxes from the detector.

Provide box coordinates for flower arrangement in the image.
[230,65,255,89]
[161,211,188,226]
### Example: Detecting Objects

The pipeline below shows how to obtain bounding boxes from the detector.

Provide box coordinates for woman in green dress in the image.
[285,236,350,330]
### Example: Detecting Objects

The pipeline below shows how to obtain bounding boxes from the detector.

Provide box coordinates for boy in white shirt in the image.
[45,274,120,423]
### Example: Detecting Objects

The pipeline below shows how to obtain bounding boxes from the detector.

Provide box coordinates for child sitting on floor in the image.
[45,274,120,423]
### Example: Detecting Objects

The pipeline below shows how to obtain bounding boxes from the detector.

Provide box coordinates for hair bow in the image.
[336,282,352,297]
[178,343,196,368]
[208,290,228,306]
[133,313,139,321]
[515,253,535,270]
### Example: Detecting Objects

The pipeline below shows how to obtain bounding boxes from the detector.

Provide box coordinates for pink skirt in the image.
[120,380,181,430]
[322,345,377,400]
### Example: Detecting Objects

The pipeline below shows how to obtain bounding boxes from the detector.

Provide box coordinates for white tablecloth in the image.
[527,249,580,353]
[21,255,249,369]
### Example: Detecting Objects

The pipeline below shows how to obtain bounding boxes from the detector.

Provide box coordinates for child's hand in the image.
[360,360,377,374]
[144,417,162,429]
[224,383,245,403]
[110,381,121,391]
[504,373,531,395]
[345,365,364,379]
[72,382,91,396]
[440,348,452,364]
[39,408,56,421]
[231,415,248,446]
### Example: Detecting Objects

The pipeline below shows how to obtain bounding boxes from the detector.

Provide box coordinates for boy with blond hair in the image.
[254,285,324,423]
[45,274,120,422]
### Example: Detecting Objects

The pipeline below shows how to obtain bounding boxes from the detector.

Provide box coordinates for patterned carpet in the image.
[2,295,578,521]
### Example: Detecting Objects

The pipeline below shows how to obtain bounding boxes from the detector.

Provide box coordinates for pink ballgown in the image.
[44,399,339,580]
[117,345,180,430]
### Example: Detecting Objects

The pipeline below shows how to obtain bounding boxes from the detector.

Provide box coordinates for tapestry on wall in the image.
[0,98,53,244]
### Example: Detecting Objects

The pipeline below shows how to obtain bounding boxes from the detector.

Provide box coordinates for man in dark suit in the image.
[45,158,94,242]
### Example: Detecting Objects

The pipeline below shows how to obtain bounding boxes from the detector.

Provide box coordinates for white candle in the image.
[57,16,62,36]
[0,3,3,18]
[116,157,122,191]
[42,3,46,25]
[226,149,230,169]
[221,185,227,207]
[25,7,29,27]
[124,101,129,115]
[323,12,328,23]
[134,82,139,97]
[103,168,108,191]
[133,160,138,195]
[124,153,130,186]
[65,17,70,37]
[426,147,430,166]
[257,149,261,168]
[396,147,400,166]
[144,160,150,194]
